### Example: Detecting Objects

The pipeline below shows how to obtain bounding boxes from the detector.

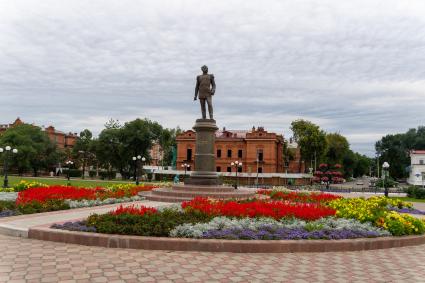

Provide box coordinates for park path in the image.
[0,233,425,282]
[0,200,170,237]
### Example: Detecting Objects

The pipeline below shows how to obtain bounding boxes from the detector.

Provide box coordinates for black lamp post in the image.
[231,161,243,189]
[133,155,146,185]
[382,162,390,197]
[0,146,18,188]
[181,163,190,176]
[65,160,74,185]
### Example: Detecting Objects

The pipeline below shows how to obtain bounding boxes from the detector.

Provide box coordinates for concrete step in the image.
[143,193,193,203]
[152,188,255,198]
[173,184,235,192]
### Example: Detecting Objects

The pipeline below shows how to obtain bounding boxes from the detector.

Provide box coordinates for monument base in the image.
[142,184,256,203]
[142,117,256,202]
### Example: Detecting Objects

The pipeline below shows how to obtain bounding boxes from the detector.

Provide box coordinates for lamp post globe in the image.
[1,146,18,188]
[382,162,390,197]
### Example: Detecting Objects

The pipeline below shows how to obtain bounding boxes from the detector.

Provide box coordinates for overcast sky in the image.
[1,0,425,156]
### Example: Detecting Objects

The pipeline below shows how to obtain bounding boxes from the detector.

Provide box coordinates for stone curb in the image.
[28,226,425,253]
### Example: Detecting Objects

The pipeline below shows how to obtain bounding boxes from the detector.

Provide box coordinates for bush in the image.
[99,171,116,180]
[375,178,398,188]
[68,169,82,178]
[89,170,97,178]
[86,208,212,237]
[406,186,425,199]
[0,200,17,211]
[17,200,70,214]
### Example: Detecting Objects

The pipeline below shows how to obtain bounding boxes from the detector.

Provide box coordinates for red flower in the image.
[110,205,157,216]
[182,197,336,221]
[16,186,103,205]
[319,163,328,168]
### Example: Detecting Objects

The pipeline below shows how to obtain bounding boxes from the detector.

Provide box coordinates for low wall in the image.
[28,227,425,253]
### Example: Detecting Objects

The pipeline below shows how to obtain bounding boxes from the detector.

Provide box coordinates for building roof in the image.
[411,150,425,154]
[215,130,248,138]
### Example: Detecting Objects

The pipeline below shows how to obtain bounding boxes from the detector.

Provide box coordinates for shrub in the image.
[89,170,97,178]
[86,208,212,237]
[406,186,425,199]
[0,200,17,211]
[17,200,70,214]
[99,171,116,180]
[68,169,82,178]
[375,178,398,188]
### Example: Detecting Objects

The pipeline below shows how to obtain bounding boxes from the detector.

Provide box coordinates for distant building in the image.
[0,118,78,149]
[149,142,163,166]
[408,150,425,186]
[176,126,304,174]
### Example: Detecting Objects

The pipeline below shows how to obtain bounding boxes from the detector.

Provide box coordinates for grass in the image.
[5,176,162,188]
[390,197,425,203]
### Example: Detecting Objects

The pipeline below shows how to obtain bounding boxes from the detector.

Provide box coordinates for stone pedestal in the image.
[143,118,256,202]
[184,119,222,186]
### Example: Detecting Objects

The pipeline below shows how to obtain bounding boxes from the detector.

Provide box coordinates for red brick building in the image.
[176,126,304,174]
[0,118,78,149]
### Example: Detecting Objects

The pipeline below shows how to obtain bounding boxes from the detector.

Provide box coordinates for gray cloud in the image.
[1,0,425,156]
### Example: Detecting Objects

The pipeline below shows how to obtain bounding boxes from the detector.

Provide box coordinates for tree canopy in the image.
[0,124,63,175]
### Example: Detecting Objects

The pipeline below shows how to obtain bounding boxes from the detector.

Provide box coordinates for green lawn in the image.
[390,197,425,203]
[5,176,161,188]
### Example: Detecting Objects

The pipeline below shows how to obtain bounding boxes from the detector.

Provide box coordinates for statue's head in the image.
[201,65,208,73]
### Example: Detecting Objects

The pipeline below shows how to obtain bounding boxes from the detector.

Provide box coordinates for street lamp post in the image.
[65,160,74,185]
[133,155,145,185]
[0,146,18,188]
[382,162,390,197]
[181,163,190,177]
[231,161,243,189]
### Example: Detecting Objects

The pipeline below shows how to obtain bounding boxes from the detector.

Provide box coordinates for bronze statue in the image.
[194,65,216,119]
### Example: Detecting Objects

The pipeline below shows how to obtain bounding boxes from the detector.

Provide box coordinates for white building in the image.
[408,150,425,186]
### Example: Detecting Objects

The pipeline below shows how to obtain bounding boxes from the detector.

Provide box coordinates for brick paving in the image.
[0,234,425,282]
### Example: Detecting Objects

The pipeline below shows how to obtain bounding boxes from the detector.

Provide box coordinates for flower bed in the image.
[50,190,425,241]
[0,184,157,217]
[181,197,336,220]
[257,189,341,203]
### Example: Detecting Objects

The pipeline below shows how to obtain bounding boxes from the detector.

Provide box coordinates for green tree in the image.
[95,118,167,179]
[72,129,95,179]
[0,124,61,176]
[324,133,350,165]
[290,119,327,172]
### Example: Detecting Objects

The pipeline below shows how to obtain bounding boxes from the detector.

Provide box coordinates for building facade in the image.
[176,126,304,174]
[0,118,78,149]
[408,150,425,186]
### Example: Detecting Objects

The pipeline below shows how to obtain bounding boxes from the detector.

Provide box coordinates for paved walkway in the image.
[0,200,170,237]
[0,234,425,282]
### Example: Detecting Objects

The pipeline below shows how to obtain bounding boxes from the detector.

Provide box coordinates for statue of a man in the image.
[194,65,216,119]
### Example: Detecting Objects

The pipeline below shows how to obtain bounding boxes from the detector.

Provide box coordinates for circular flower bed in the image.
[51,189,425,240]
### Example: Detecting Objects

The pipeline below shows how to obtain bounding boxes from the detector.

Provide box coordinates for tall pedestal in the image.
[143,118,256,202]
[185,119,222,186]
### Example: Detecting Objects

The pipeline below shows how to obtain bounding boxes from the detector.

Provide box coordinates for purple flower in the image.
[201,228,381,240]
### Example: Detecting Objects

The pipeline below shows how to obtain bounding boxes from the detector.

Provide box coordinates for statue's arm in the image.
[210,74,216,95]
[194,76,200,100]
